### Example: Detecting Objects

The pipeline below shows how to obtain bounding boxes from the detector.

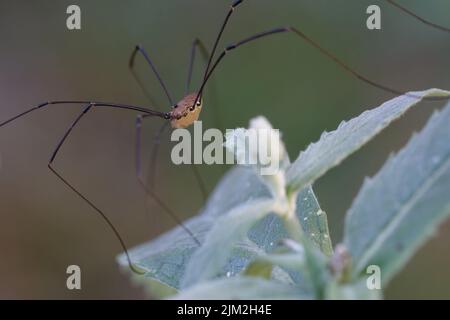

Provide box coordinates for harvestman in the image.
[1,0,449,274]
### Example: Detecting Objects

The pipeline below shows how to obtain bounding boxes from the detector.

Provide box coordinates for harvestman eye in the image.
[0,0,449,274]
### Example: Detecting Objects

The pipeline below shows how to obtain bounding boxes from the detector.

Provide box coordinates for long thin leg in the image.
[0,101,169,273]
[202,0,244,82]
[186,39,211,95]
[135,115,200,245]
[129,45,175,106]
[186,39,200,95]
[147,121,169,190]
[190,165,207,201]
[135,116,169,189]
[386,0,450,34]
[0,100,168,128]
[195,27,450,105]
[47,103,144,274]
[137,176,201,246]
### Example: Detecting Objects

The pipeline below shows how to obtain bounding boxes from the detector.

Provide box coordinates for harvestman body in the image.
[1,0,449,274]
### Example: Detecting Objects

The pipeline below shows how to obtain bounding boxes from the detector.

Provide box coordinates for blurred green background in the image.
[0,0,449,299]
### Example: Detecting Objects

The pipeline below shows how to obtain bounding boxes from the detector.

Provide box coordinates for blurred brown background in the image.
[0,0,449,299]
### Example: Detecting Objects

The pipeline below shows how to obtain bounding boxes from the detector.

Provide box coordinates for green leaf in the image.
[116,167,274,289]
[248,186,332,256]
[118,166,329,291]
[344,101,450,285]
[116,167,265,288]
[171,277,312,300]
[295,189,333,256]
[181,199,276,288]
[286,89,450,193]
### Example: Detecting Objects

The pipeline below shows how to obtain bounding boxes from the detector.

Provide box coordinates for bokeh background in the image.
[0,0,449,299]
